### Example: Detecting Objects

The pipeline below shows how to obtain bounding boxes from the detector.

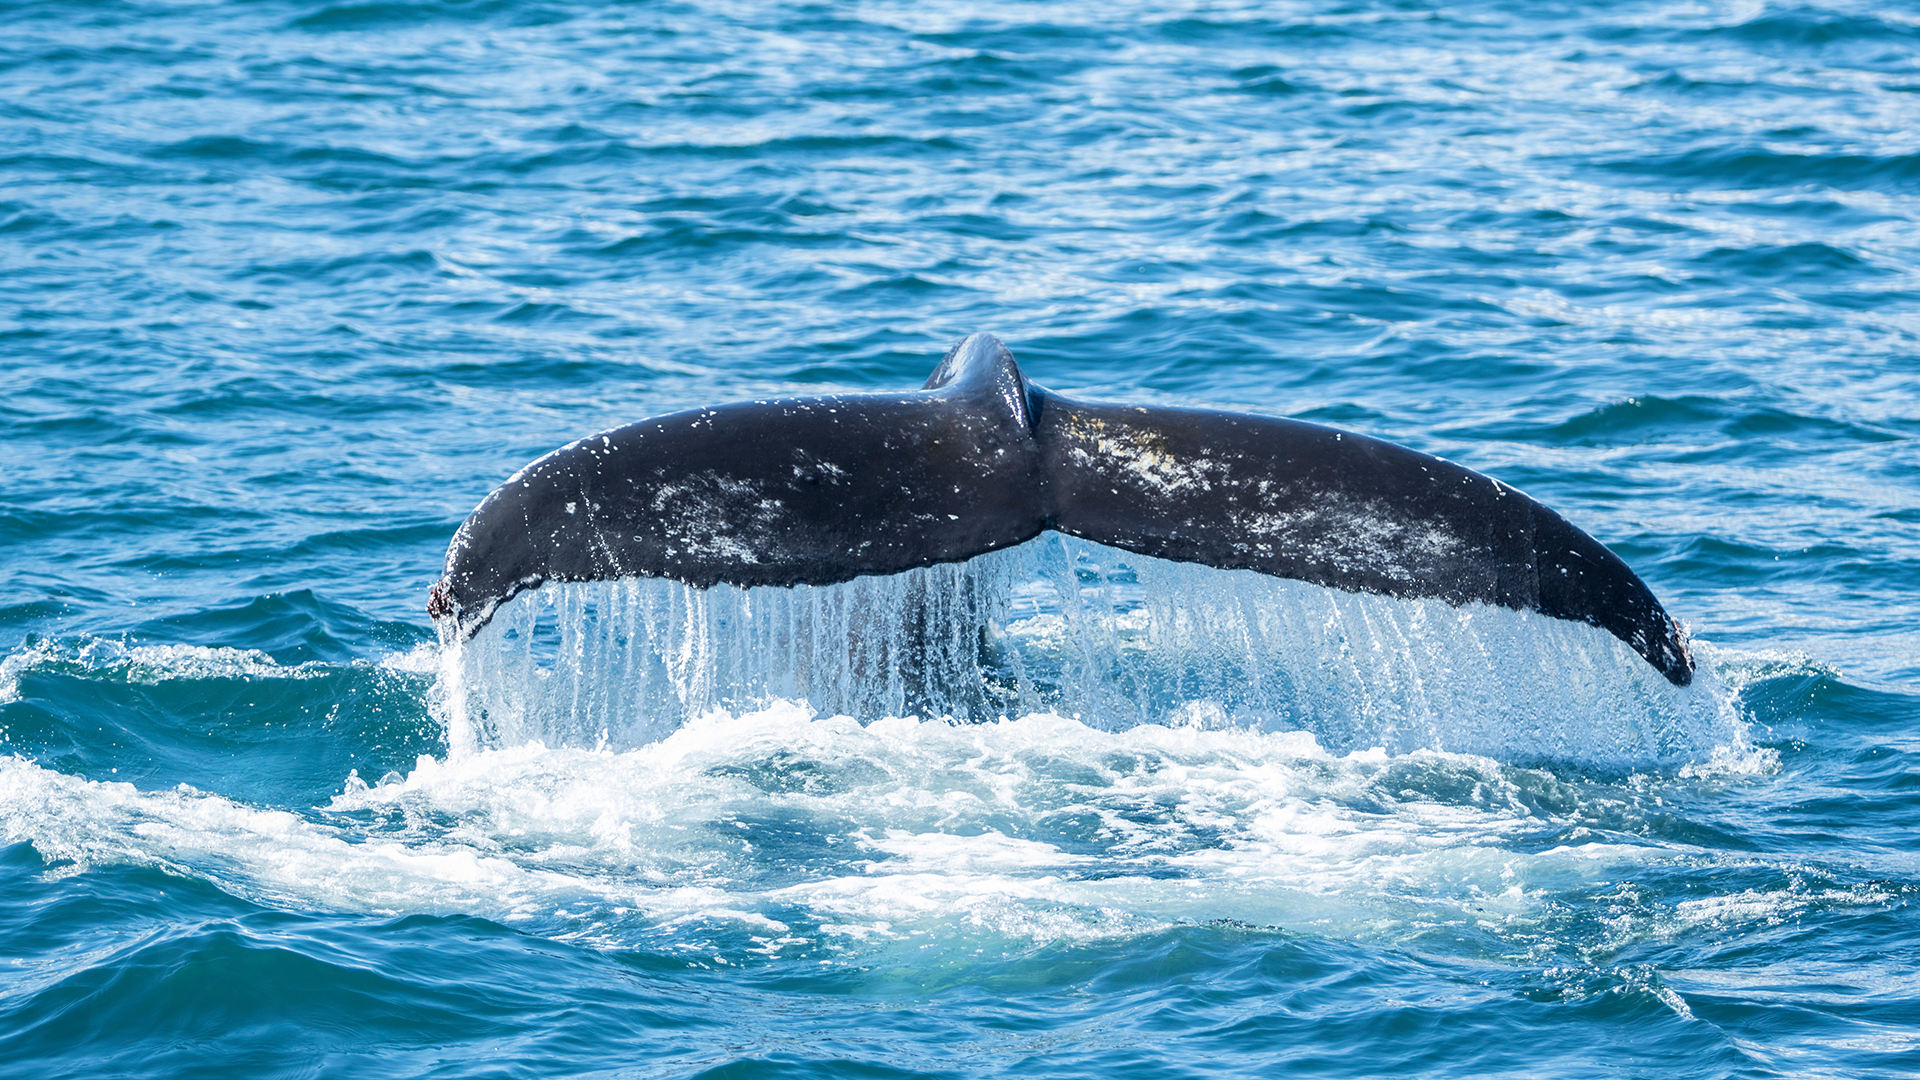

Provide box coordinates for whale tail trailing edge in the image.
[431,333,1692,686]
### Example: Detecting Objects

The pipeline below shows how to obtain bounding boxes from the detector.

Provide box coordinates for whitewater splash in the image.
[441,534,1738,768]
[0,624,1778,963]
[0,702,1786,962]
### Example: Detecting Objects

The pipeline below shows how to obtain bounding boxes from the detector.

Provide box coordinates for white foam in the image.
[1672,881,1895,930]
[2,700,1775,958]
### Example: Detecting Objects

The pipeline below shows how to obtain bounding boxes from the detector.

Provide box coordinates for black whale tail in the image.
[432,333,1693,686]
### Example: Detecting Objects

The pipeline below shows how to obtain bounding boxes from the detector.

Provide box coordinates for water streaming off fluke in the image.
[441,534,1737,768]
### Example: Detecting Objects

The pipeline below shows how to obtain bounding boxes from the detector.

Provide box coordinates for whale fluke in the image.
[430,333,1692,685]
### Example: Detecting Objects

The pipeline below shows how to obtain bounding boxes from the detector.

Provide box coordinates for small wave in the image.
[1625,72,1769,99]
[1687,241,1885,284]
[1513,394,1898,448]
[154,135,277,162]
[0,631,445,702]
[1598,145,1920,192]
[0,638,325,706]
[148,135,434,194]
[117,591,428,665]
[580,220,849,261]
[1229,65,1311,96]
[240,248,441,288]
[0,631,444,807]
[290,1,560,32]
[1707,11,1920,51]
[0,204,69,236]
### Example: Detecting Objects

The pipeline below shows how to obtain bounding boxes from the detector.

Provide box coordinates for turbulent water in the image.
[3,1,1918,1077]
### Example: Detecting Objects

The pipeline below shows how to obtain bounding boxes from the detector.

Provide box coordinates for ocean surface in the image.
[3,1,1918,1076]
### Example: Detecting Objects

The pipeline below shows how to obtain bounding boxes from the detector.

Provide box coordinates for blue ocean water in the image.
[3,0,1918,1075]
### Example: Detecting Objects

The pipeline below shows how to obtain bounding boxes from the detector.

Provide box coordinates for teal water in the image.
[3,1,1918,1076]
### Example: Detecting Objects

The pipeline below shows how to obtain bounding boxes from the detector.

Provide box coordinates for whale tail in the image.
[431,333,1692,686]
